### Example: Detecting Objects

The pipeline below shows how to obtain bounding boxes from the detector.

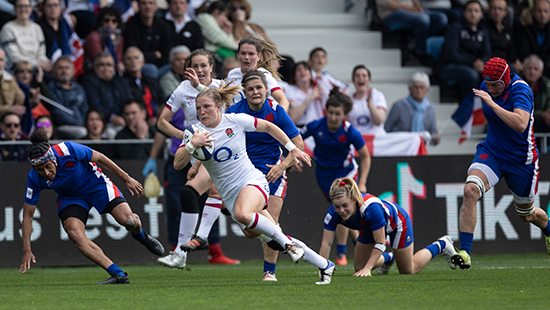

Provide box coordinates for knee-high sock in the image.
[196,197,222,240]
[289,236,330,269]
[174,212,198,255]
[247,213,292,247]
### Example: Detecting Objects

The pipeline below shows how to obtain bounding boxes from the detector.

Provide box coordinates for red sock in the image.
[208,243,222,257]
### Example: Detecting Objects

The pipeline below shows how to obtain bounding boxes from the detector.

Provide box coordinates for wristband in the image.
[195,84,206,92]
[284,141,296,152]
[185,142,196,154]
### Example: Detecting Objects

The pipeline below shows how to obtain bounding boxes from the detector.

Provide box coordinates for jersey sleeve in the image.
[364,202,387,231]
[323,206,339,231]
[24,171,42,206]
[511,82,534,113]
[67,142,93,162]
[265,73,281,94]
[233,113,258,132]
[276,107,300,139]
[348,124,366,150]
[300,119,319,139]
[165,90,181,113]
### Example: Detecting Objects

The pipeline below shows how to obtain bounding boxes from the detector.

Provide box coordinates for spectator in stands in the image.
[164,0,204,52]
[83,108,115,158]
[439,0,490,102]
[375,0,448,61]
[385,72,440,145]
[0,49,26,119]
[64,0,99,39]
[80,52,134,139]
[36,0,78,60]
[0,0,51,72]
[420,0,462,24]
[47,56,88,139]
[115,99,156,159]
[483,0,522,72]
[347,65,387,135]
[195,1,238,64]
[13,61,51,120]
[308,47,348,94]
[123,47,164,127]
[286,61,326,126]
[159,45,190,98]
[124,0,173,79]
[522,55,550,139]
[516,0,550,76]
[84,7,125,75]
[0,112,28,161]
[35,115,56,140]
[227,0,272,44]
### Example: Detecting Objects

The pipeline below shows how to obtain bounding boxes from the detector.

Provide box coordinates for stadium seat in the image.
[426,36,459,102]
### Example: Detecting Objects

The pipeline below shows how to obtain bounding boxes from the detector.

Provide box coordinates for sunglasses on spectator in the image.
[103,17,118,23]
[16,68,33,74]
[36,121,52,128]
[4,123,20,128]
[232,6,245,11]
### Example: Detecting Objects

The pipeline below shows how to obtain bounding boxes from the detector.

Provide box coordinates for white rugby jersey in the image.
[227,67,281,103]
[165,79,223,127]
[285,84,326,126]
[347,88,387,135]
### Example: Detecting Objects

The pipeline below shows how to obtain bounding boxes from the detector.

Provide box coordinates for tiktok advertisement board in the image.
[1,155,549,267]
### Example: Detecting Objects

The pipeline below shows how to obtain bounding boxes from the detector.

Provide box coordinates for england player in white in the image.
[174,83,336,284]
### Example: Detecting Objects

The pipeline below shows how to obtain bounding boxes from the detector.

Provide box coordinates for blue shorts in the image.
[357,210,414,249]
[56,177,126,215]
[470,144,539,204]
[269,174,287,199]
[316,165,358,202]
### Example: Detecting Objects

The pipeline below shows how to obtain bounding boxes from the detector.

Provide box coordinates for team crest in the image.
[225,128,235,138]
[317,132,324,138]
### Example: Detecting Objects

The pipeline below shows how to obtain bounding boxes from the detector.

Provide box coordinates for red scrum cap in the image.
[483,57,510,88]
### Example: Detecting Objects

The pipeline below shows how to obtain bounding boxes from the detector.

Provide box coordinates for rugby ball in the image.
[183,124,214,161]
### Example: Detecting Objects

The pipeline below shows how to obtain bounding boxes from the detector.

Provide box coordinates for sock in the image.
[131,229,145,241]
[264,261,276,273]
[196,197,222,240]
[208,242,222,258]
[459,232,474,255]
[336,244,347,259]
[382,252,394,263]
[289,236,330,269]
[174,212,199,255]
[542,220,550,236]
[247,213,292,247]
[425,241,445,259]
[106,263,125,277]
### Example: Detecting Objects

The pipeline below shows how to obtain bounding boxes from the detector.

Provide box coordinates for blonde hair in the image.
[329,177,364,205]
[196,80,242,108]
[238,36,282,80]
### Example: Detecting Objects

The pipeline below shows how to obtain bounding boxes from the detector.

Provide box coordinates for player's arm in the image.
[357,145,371,193]
[472,88,530,132]
[91,150,143,198]
[353,227,385,277]
[256,119,311,167]
[319,228,335,259]
[157,107,182,140]
[271,89,289,111]
[265,135,304,182]
[20,203,37,274]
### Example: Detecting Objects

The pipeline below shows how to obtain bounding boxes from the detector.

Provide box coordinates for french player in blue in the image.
[19,129,164,284]
[226,70,303,281]
[300,87,371,266]
[320,178,457,276]
[452,57,550,269]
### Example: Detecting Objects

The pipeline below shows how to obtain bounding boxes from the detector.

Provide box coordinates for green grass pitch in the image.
[1,253,549,310]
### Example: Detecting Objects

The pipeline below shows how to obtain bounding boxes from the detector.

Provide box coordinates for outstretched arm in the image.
[319,229,336,259]
[353,227,385,277]
[157,107,181,140]
[91,150,143,198]
[357,145,371,193]
[255,119,311,167]
[20,203,37,274]
[473,88,530,132]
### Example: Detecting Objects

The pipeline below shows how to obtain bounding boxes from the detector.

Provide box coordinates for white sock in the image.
[174,212,199,255]
[247,213,292,247]
[196,197,222,240]
[289,236,330,269]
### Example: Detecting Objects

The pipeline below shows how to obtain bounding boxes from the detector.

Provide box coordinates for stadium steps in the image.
[248,0,475,155]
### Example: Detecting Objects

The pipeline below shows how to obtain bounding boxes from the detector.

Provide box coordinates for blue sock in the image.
[131,229,145,241]
[106,263,125,277]
[264,261,276,273]
[542,220,550,237]
[425,241,445,259]
[459,232,474,255]
[382,252,394,263]
[336,244,346,258]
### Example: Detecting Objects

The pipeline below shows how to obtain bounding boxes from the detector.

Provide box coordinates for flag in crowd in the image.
[451,90,485,145]
[49,12,84,76]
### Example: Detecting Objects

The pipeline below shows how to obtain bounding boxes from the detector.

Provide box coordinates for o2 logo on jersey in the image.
[356,115,372,126]
[213,147,240,162]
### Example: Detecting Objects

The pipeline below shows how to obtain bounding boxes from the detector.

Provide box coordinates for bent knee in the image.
[463,183,481,201]
[125,213,141,229]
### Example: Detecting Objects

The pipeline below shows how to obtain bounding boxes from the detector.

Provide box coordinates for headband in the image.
[29,147,57,166]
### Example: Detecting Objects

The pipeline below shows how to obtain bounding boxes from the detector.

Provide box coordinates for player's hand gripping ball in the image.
[183,124,214,161]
